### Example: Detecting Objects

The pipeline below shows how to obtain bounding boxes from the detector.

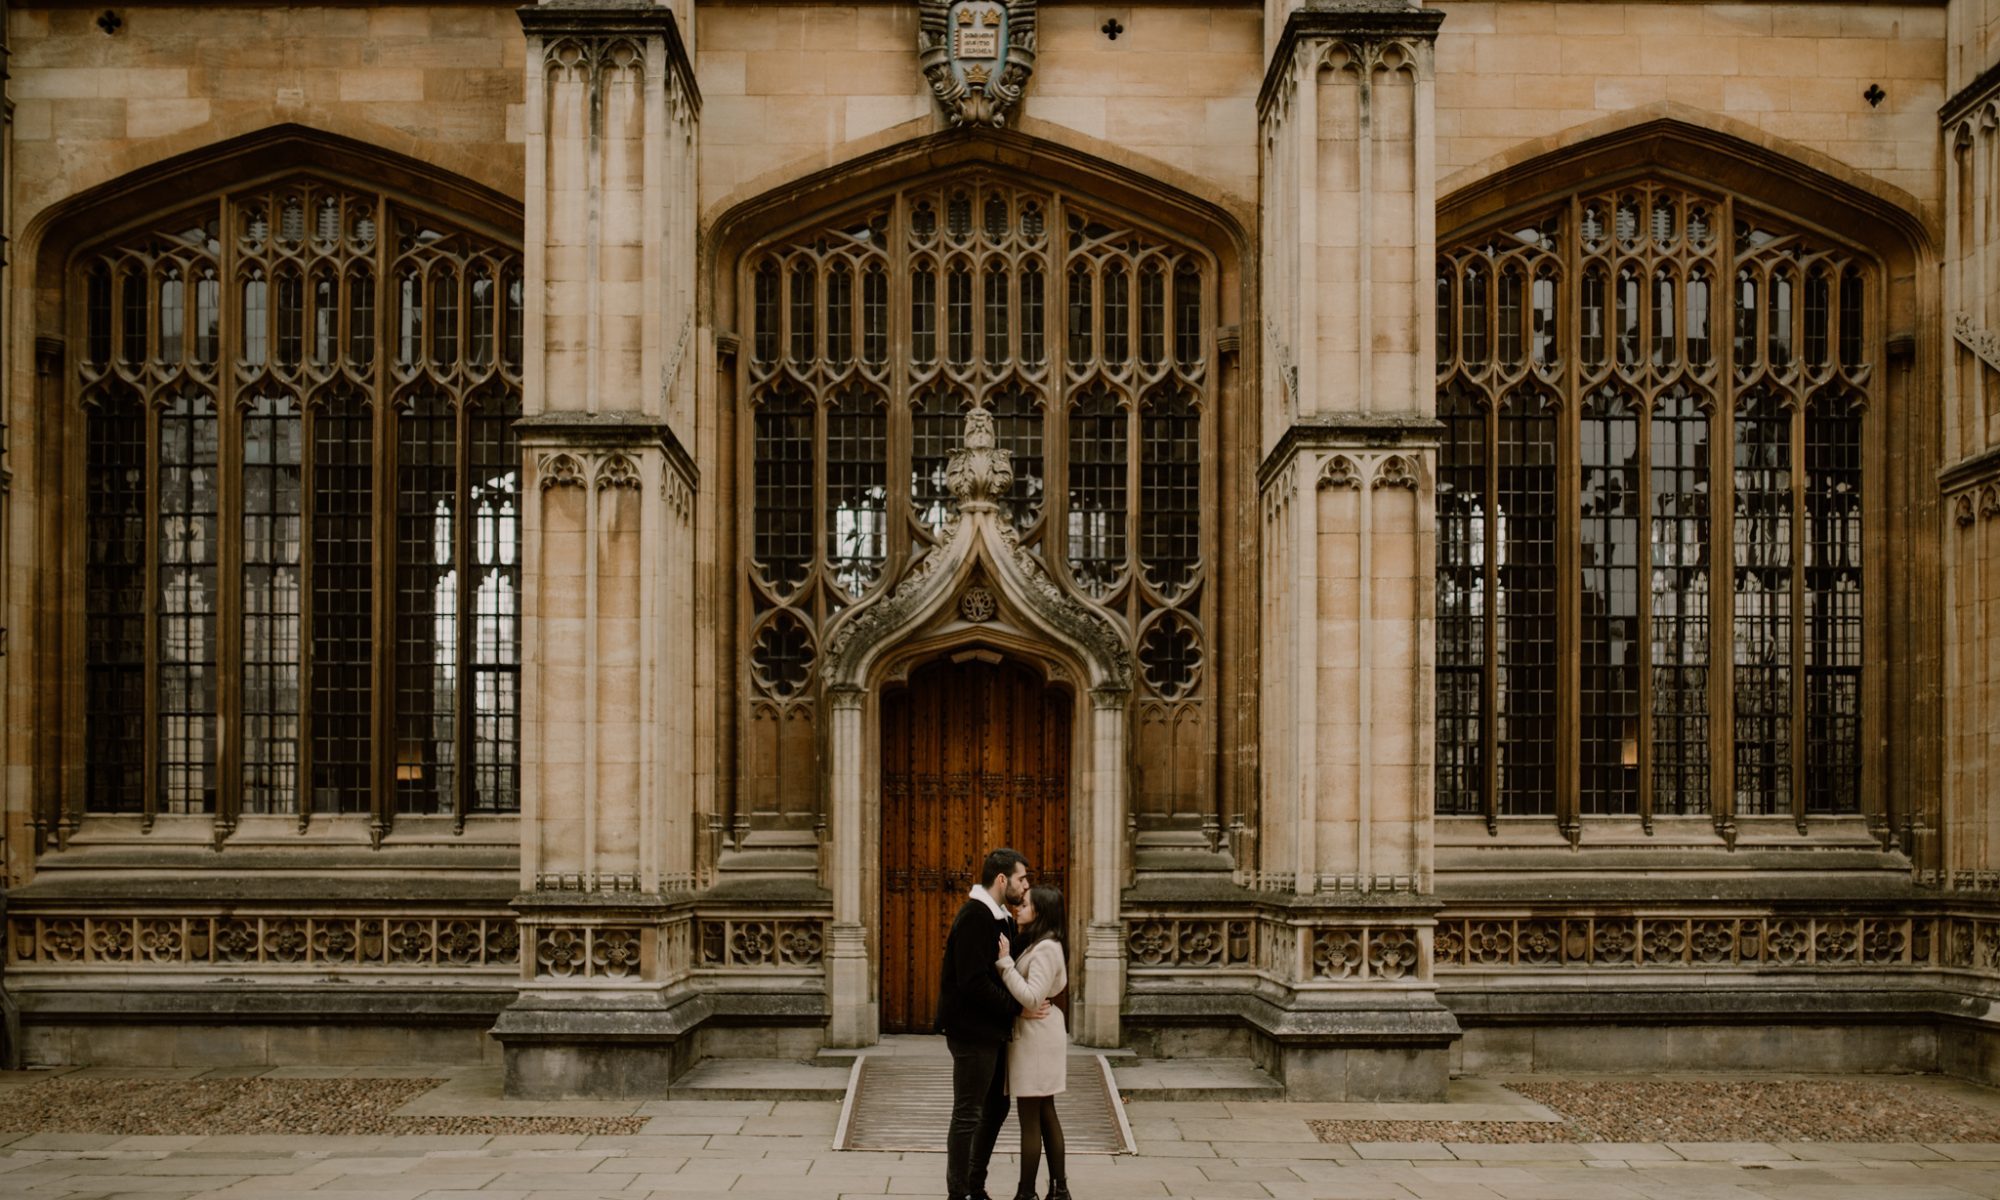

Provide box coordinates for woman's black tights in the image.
[1015,1095,1066,1197]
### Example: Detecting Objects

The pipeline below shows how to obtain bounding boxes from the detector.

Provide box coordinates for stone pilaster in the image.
[1251,1,1457,1100]
[492,0,704,1099]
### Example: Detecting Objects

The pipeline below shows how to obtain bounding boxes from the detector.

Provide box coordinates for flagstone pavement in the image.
[7,1073,2000,1199]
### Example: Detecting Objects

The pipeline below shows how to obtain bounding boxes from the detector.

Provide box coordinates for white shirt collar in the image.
[969,883,1009,921]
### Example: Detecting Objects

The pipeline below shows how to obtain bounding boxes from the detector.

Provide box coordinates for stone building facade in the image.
[0,0,1996,1100]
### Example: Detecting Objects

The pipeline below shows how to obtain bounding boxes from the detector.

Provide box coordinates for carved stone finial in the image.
[945,406,1015,506]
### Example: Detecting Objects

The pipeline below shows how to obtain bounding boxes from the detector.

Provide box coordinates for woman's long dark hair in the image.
[1015,885,1066,959]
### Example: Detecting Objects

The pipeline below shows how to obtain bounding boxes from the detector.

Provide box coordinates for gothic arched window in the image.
[1436,181,1869,828]
[739,176,1213,822]
[78,176,524,829]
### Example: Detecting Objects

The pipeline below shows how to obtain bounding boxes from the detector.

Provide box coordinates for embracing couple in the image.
[935,847,1072,1200]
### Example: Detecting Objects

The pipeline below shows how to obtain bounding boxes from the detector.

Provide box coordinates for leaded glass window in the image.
[76,177,524,829]
[741,176,1213,819]
[1437,180,1870,827]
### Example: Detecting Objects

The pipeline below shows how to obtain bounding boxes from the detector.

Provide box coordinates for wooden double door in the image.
[878,657,1071,1034]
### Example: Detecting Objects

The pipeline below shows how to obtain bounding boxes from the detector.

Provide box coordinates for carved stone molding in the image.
[1374,453,1421,490]
[919,0,1037,127]
[821,407,1133,692]
[1318,454,1363,490]
[595,453,642,492]
[539,452,587,491]
[9,913,520,970]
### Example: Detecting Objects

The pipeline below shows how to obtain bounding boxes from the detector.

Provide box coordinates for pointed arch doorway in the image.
[879,654,1070,1034]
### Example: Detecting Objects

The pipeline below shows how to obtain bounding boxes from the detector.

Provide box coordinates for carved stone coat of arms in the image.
[919,0,1037,127]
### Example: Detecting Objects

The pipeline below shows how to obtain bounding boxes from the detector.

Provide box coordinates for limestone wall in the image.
[694,3,1262,215]
[1433,2,1944,216]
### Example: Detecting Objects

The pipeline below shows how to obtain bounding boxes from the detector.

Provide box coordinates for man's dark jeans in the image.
[945,1035,1008,1198]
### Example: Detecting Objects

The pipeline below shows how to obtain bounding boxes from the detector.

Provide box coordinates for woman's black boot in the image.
[1045,1180,1070,1200]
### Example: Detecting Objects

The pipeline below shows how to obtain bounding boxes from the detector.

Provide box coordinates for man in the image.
[937,847,1050,1200]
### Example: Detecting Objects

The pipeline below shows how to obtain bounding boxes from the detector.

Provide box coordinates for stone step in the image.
[813,1033,1137,1069]
[1109,1057,1286,1101]
[665,1058,849,1102]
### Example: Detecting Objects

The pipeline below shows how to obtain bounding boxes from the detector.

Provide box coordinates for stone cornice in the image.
[1257,415,1442,490]
[1940,444,2000,494]
[1256,3,1446,118]
[518,1,701,116]
[1943,56,2000,126]
[513,411,699,489]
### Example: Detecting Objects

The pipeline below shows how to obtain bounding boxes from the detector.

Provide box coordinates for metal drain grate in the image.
[833,1053,1134,1154]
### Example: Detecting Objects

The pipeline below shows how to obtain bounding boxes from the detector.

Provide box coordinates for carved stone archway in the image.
[820,407,1134,1046]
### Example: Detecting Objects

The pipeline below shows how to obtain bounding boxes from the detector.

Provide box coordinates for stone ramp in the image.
[833,1053,1135,1153]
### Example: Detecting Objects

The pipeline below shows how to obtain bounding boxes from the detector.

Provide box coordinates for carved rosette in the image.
[919,0,1037,127]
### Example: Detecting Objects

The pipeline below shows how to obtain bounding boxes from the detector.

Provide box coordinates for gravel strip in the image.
[1310,1079,2000,1145]
[0,1078,648,1136]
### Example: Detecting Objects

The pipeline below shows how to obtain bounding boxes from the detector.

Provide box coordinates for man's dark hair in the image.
[980,847,1027,889]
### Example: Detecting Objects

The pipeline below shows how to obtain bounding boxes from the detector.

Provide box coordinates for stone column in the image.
[824,686,875,1046]
[1078,689,1129,1047]
[492,0,705,1099]
[1252,0,1458,1101]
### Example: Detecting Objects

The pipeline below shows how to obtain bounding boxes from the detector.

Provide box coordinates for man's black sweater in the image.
[934,896,1020,1043]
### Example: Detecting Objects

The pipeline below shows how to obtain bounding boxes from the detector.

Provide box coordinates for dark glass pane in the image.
[312,269,337,369]
[827,262,853,369]
[1650,386,1712,815]
[1461,264,1488,366]
[1768,267,1794,370]
[827,394,887,597]
[1497,267,1523,367]
[1734,271,1758,369]
[909,389,959,535]
[1803,268,1830,369]
[1020,262,1045,367]
[947,263,972,367]
[396,268,422,367]
[430,266,459,369]
[1140,265,1165,369]
[911,264,937,367]
[1496,390,1557,816]
[311,391,374,815]
[241,273,269,366]
[277,270,304,371]
[1651,270,1676,368]
[752,390,814,595]
[1103,262,1130,367]
[193,268,220,367]
[469,265,495,371]
[86,265,112,368]
[241,392,302,814]
[159,267,184,365]
[1686,268,1712,368]
[1579,267,1605,369]
[1174,265,1201,368]
[1579,389,1640,816]
[468,387,521,814]
[121,266,147,366]
[983,267,1007,369]
[394,392,457,816]
[1530,271,1557,368]
[1805,394,1862,814]
[503,268,524,373]
[85,392,148,813]
[1068,266,1092,363]
[1139,388,1199,599]
[1615,265,1640,367]
[753,261,780,367]
[158,390,219,814]
[862,263,887,368]
[1066,384,1127,597]
[1839,268,1865,370]
[348,267,376,367]
[1732,390,1792,815]
[1435,382,1485,816]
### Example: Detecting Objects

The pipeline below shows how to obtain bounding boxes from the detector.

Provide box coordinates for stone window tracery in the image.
[1437,180,1870,829]
[77,176,524,831]
[741,175,1214,824]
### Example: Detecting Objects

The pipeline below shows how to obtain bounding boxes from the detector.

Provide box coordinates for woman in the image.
[996,885,1070,1200]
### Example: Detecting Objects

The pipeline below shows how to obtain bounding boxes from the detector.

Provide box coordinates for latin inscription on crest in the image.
[920,0,1036,127]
